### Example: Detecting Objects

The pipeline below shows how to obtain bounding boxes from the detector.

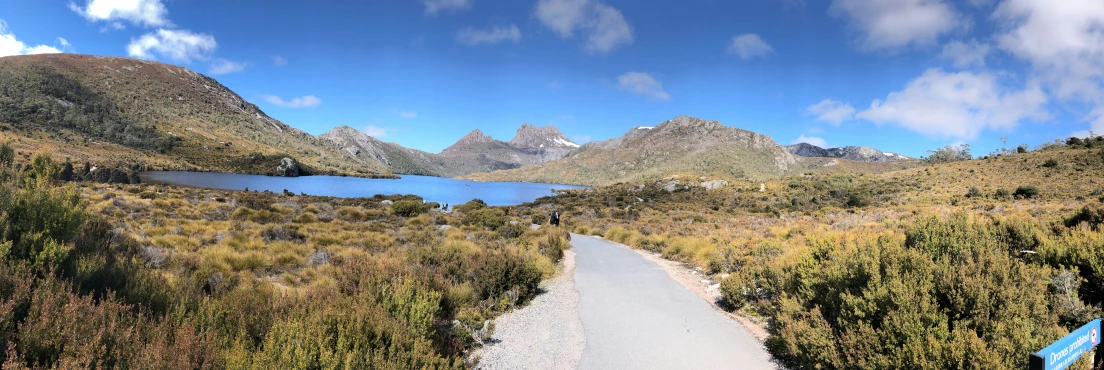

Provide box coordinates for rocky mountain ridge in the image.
[466,116,798,186]
[786,142,910,162]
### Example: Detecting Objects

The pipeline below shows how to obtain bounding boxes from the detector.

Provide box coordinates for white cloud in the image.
[828,0,964,50]
[69,0,170,28]
[208,58,247,75]
[422,0,471,15]
[939,40,989,68]
[271,55,287,66]
[456,25,522,46]
[0,21,68,57]
[727,34,773,59]
[127,29,216,63]
[362,125,395,138]
[993,0,1104,137]
[616,72,670,101]
[262,95,322,108]
[535,0,633,53]
[398,111,418,119]
[572,135,592,143]
[855,68,1048,140]
[805,99,856,124]
[791,135,828,148]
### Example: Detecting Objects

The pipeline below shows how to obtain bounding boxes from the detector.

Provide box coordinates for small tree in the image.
[922,144,972,164]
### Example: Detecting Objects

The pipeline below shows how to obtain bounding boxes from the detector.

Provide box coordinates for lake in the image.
[140,171,587,207]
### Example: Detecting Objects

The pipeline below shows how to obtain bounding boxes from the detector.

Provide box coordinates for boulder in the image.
[276,157,300,177]
[701,180,728,190]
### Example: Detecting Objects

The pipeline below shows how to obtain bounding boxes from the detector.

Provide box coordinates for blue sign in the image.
[1030,319,1100,370]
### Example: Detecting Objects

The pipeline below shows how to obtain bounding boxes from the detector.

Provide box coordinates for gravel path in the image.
[475,249,585,370]
[573,234,775,370]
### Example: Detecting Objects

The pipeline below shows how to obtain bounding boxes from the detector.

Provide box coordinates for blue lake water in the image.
[140,171,587,207]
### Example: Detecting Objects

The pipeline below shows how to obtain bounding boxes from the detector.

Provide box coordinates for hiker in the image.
[549,210,560,227]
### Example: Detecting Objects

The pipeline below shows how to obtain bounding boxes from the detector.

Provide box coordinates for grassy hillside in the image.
[0,54,392,178]
[466,116,798,186]
[0,149,572,368]
[510,141,1104,369]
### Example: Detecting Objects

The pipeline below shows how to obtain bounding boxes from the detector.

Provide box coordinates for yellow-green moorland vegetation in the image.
[0,144,571,369]
[511,139,1104,369]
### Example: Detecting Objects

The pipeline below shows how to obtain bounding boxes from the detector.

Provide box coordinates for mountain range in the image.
[0,53,910,185]
[320,124,579,177]
[785,143,910,162]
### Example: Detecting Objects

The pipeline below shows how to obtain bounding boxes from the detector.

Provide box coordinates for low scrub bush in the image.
[391,200,426,217]
[1015,185,1040,199]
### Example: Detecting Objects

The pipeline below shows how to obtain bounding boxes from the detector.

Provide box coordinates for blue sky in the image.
[2,0,1104,157]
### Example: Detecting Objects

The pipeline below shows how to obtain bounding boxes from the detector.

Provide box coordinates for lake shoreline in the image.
[140,171,588,207]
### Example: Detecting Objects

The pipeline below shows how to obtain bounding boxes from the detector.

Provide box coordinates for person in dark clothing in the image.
[549,211,560,227]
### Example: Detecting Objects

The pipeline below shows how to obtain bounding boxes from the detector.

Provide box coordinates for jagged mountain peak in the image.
[509,124,578,149]
[785,142,910,162]
[443,129,497,151]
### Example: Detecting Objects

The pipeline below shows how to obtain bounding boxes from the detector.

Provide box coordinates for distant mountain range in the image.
[785,143,910,162]
[466,116,799,185]
[321,124,578,177]
[0,53,909,185]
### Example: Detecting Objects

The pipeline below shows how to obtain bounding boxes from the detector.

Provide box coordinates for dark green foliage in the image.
[1043,159,1059,168]
[965,187,982,198]
[0,66,177,153]
[496,223,527,239]
[1065,204,1104,230]
[1067,137,1084,146]
[0,143,13,167]
[845,193,867,208]
[462,208,507,231]
[1017,145,1028,153]
[58,161,74,182]
[531,213,548,225]
[453,199,487,214]
[994,188,1011,199]
[1014,185,1040,199]
[391,200,426,217]
[766,215,1064,369]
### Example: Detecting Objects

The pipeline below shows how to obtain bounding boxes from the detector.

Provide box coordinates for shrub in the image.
[497,223,528,239]
[462,208,506,231]
[530,213,548,225]
[1064,204,1104,230]
[719,274,749,309]
[994,188,1011,199]
[453,199,488,214]
[1014,185,1040,199]
[1067,137,1084,146]
[1043,159,1059,168]
[391,200,426,217]
[261,225,305,242]
[965,187,982,198]
[1017,145,1027,153]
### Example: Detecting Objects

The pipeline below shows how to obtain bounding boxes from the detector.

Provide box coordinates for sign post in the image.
[1029,318,1101,370]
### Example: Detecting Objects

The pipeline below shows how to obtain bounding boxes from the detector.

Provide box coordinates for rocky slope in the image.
[786,143,910,162]
[466,116,798,186]
[320,126,521,177]
[441,125,578,166]
[0,53,391,177]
